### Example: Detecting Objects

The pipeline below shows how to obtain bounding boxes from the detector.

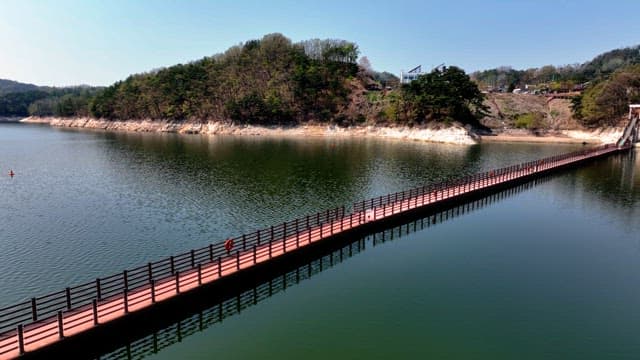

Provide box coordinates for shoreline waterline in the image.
[20,116,623,145]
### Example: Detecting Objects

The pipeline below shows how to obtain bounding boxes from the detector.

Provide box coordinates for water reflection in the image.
[0,123,621,306]
[554,150,640,225]
[91,178,551,360]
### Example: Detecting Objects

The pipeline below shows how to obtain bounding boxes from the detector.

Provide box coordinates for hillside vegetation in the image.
[2,34,485,128]
[3,36,639,130]
[0,79,42,95]
[474,45,640,128]
[472,45,640,92]
[0,83,100,117]
[91,34,359,124]
[481,93,579,130]
[572,65,640,126]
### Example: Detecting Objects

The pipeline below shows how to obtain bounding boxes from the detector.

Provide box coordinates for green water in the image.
[1,124,638,359]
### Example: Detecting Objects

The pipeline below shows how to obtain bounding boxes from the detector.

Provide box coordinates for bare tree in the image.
[358,56,373,75]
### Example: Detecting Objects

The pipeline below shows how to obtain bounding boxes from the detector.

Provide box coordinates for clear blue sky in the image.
[1,0,639,86]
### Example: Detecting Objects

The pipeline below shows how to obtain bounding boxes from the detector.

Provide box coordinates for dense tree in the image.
[400,66,488,125]
[88,33,359,124]
[573,64,640,126]
[0,79,99,117]
[0,91,49,116]
[26,88,98,117]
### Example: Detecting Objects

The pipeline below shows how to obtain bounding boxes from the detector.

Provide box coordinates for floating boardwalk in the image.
[0,142,631,359]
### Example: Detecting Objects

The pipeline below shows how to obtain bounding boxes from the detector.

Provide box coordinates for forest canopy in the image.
[394,66,488,125]
[571,64,640,127]
[89,34,360,124]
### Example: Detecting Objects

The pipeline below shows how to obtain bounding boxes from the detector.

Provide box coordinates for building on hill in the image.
[400,65,425,84]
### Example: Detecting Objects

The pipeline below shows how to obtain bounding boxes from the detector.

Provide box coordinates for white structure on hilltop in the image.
[400,64,444,84]
[400,65,425,84]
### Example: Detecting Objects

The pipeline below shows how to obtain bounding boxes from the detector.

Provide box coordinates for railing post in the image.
[269,239,272,259]
[242,234,246,250]
[217,257,222,277]
[190,250,195,268]
[96,278,102,300]
[147,262,153,283]
[31,297,37,322]
[170,256,175,274]
[151,279,156,304]
[197,263,202,285]
[209,244,213,262]
[58,311,64,339]
[283,230,286,253]
[123,271,129,314]
[236,251,240,270]
[17,325,24,355]
[175,272,180,294]
[253,245,257,264]
[92,299,99,325]
[66,287,71,310]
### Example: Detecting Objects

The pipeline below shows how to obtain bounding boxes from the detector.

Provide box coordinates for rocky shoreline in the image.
[20,117,623,146]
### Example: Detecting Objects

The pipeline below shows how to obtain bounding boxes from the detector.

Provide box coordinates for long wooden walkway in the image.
[0,143,628,359]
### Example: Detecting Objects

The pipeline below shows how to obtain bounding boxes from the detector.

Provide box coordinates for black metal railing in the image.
[353,143,618,213]
[0,206,344,338]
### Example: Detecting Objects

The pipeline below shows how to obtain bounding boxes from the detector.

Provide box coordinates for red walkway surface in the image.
[0,143,625,359]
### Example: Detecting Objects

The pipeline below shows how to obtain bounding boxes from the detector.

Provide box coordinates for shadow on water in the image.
[30,175,555,360]
[551,149,640,226]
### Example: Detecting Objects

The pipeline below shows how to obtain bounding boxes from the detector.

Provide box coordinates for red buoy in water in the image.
[9,170,14,177]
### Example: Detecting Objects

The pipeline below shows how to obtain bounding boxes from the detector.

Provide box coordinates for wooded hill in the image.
[3,35,638,128]
[472,45,640,127]
[0,34,486,127]
[471,45,640,92]
[91,34,359,124]
[0,80,100,117]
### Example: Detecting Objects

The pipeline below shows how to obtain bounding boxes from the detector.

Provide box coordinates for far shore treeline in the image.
[1,34,639,128]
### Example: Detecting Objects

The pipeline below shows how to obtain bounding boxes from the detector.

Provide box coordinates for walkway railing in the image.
[353,143,620,213]
[0,142,626,359]
[0,207,344,356]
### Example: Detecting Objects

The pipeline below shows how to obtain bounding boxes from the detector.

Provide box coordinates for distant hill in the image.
[471,45,640,91]
[0,79,45,95]
[0,79,99,117]
[472,45,640,128]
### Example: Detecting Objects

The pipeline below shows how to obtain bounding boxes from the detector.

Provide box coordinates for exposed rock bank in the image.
[480,128,624,144]
[20,117,623,145]
[21,117,478,145]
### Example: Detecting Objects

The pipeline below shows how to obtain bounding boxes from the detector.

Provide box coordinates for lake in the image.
[1,123,639,359]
